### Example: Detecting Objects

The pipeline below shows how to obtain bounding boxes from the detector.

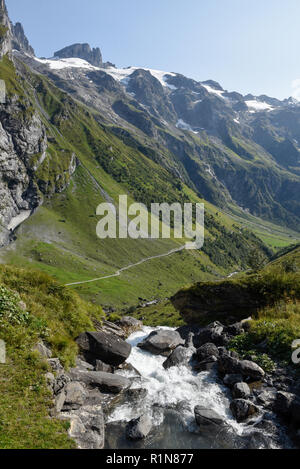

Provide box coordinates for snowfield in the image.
[201,83,226,99]
[176,119,199,134]
[245,100,274,112]
[103,66,177,90]
[34,57,100,71]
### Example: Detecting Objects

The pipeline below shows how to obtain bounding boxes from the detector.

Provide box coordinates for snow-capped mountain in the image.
[6,24,300,231]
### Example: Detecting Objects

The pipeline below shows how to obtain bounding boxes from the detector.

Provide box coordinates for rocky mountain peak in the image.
[0,0,12,58]
[11,22,35,56]
[54,43,103,67]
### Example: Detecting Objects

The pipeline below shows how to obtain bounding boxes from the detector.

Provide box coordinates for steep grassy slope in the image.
[0,264,104,449]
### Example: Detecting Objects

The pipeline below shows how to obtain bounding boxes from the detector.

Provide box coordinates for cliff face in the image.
[11,22,35,56]
[0,0,12,59]
[0,95,47,245]
[0,1,78,246]
[54,43,103,67]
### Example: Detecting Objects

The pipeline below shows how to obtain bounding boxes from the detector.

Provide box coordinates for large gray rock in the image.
[117,316,143,335]
[230,399,259,422]
[194,356,218,372]
[35,342,52,358]
[76,331,131,366]
[163,345,191,369]
[117,316,142,329]
[218,355,264,381]
[196,343,219,361]
[67,405,105,449]
[194,406,225,427]
[63,382,87,410]
[257,390,277,409]
[194,324,225,348]
[232,382,251,399]
[53,391,66,415]
[137,329,184,356]
[126,414,152,440]
[69,370,130,394]
[223,374,243,388]
[239,360,265,380]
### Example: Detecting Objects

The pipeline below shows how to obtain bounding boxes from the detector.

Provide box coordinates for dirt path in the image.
[65,245,185,286]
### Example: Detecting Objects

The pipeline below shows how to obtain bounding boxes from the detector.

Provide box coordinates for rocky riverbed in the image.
[41,317,300,449]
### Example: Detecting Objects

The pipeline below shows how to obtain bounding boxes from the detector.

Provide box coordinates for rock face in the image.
[126,414,152,440]
[76,331,132,366]
[0,6,78,246]
[54,43,103,67]
[137,329,185,356]
[67,405,105,449]
[0,0,12,59]
[11,22,34,56]
[63,382,87,410]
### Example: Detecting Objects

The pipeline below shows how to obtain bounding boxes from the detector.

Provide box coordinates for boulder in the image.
[245,431,273,450]
[137,329,184,356]
[117,316,143,335]
[126,414,152,440]
[163,346,191,369]
[239,360,265,380]
[100,320,126,339]
[232,382,251,399]
[67,405,105,449]
[194,406,225,427]
[223,374,243,388]
[257,390,276,409]
[53,374,71,396]
[75,358,94,371]
[230,399,259,422]
[53,391,66,415]
[218,355,264,381]
[194,356,218,372]
[76,331,131,366]
[194,325,224,348]
[196,343,219,361]
[95,360,113,373]
[63,382,87,410]
[69,370,131,394]
[35,342,52,358]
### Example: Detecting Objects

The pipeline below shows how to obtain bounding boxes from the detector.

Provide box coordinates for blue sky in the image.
[6,0,300,99]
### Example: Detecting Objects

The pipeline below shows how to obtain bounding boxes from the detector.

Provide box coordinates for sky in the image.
[5,0,300,100]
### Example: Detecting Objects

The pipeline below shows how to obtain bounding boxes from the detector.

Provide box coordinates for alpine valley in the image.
[0,0,300,451]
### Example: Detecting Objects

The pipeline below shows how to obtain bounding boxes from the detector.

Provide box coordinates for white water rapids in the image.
[108,327,244,434]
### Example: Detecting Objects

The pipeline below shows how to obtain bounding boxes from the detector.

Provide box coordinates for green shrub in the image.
[0,285,29,325]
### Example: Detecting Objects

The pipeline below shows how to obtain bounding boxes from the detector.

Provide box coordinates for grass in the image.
[0,264,106,449]
[130,300,185,328]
